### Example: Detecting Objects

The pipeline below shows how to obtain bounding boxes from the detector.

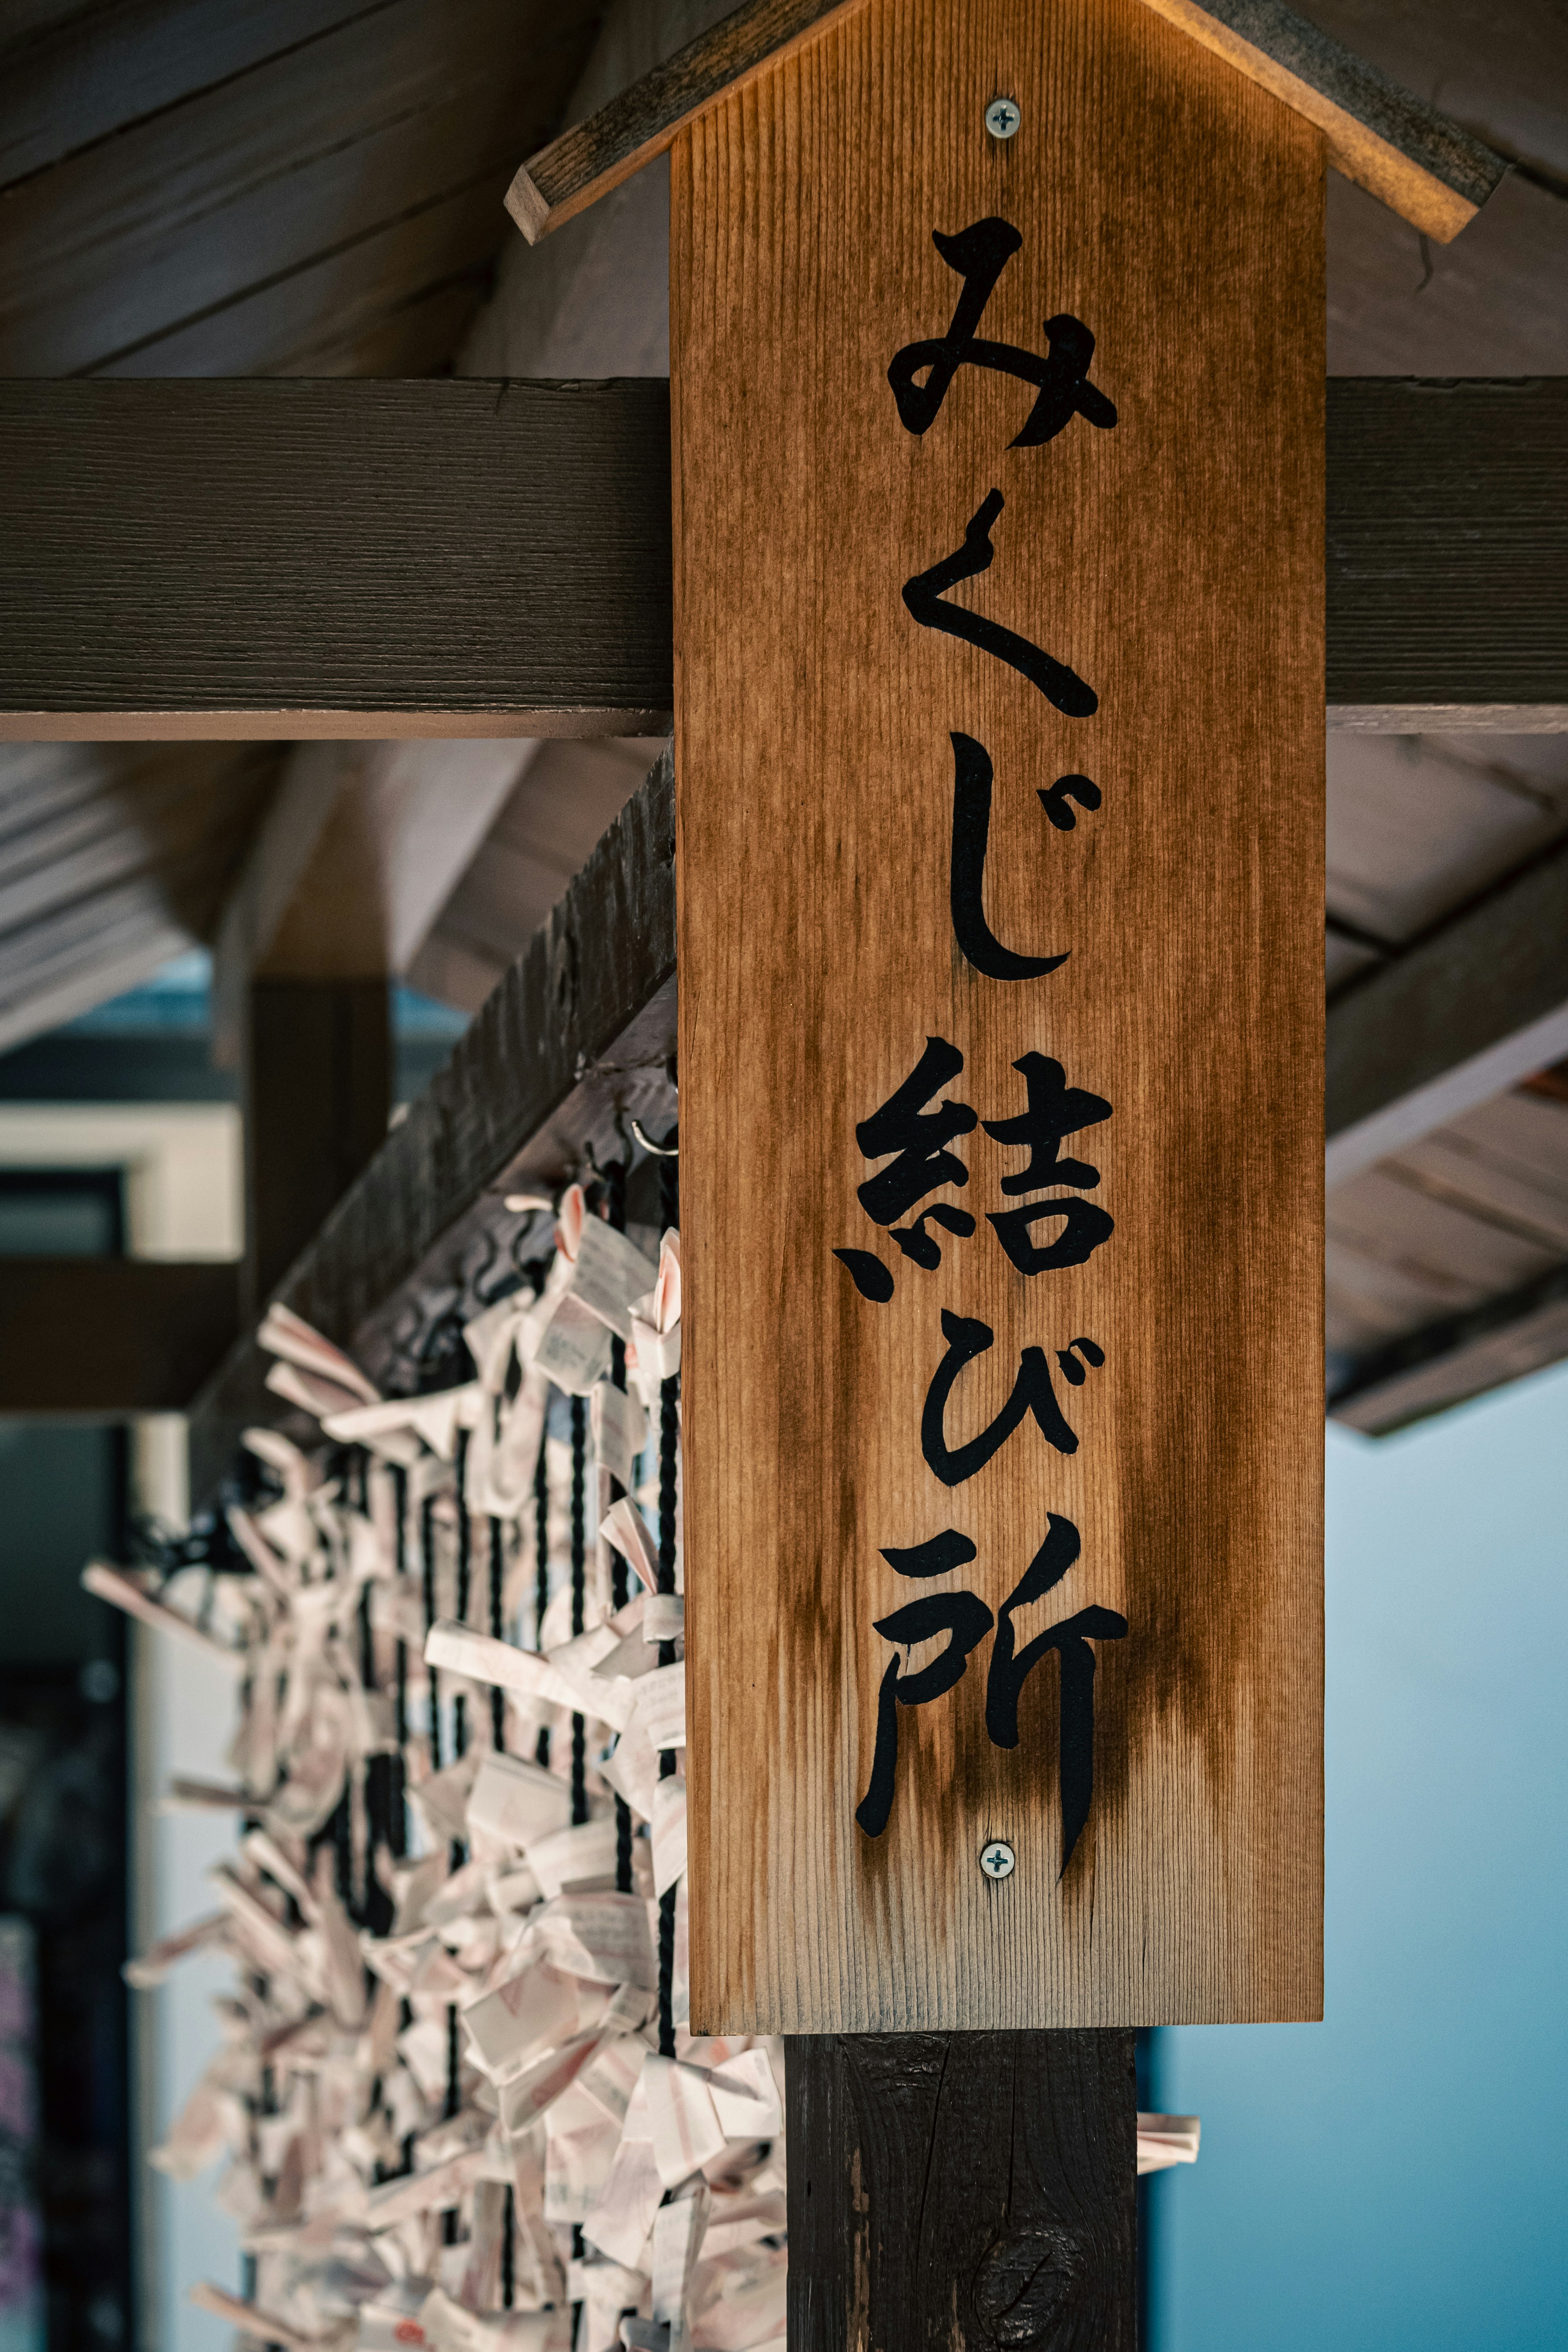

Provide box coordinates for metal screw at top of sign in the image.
[980,1838,1016,1880]
[985,96,1021,141]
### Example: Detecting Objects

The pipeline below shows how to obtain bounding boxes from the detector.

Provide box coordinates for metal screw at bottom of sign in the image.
[980,1838,1016,1880]
[985,97,1021,141]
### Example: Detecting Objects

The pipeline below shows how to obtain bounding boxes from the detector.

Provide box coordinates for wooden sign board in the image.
[676,0,1323,2033]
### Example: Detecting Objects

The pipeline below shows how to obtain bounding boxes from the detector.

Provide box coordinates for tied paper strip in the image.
[1136,2114,1201,2174]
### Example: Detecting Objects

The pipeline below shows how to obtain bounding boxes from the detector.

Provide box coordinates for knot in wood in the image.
[971,2227,1080,2347]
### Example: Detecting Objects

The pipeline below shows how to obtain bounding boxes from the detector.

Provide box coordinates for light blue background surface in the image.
[1146,1359,1568,2352]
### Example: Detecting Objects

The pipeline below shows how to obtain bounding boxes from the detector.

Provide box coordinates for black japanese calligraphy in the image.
[833,1247,894,1303]
[920,1307,1097,1484]
[849,213,1127,1871]
[856,1035,975,1226]
[887,218,1117,448]
[983,1514,1127,1871]
[856,1512,1126,1858]
[1056,1335,1105,1385]
[904,491,1098,719]
[1038,772,1102,831]
[989,1196,1115,1275]
[984,1051,1111,1192]
[891,1200,977,1270]
[949,732,1069,980]
[881,1529,978,1577]
[855,1589,994,1838]
[980,1050,1115,1273]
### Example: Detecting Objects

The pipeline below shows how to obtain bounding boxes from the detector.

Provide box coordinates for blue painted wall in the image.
[1145,1359,1568,2352]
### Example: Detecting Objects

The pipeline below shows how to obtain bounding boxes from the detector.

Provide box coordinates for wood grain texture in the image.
[0,381,672,735]
[1325,379,1568,717]
[507,0,1500,243]
[0,378,1558,735]
[0,1258,238,1414]
[786,2030,1137,2352]
[1134,0,1502,237]
[187,754,678,1500]
[506,0,859,240]
[675,0,1325,2030]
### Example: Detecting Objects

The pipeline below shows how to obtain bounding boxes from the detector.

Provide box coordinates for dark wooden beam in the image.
[0,381,1563,737]
[0,379,672,739]
[786,2031,1138,2351]
[0,1259,238,1415]
[187,752,678,1501]
[1325,379,1568,728]
[1325,830,1568,1186]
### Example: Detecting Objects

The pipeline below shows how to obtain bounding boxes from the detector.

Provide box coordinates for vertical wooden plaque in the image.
[675,0,1324,2032]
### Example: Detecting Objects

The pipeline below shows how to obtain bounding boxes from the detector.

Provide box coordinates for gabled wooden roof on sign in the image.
[506,0,1506,246]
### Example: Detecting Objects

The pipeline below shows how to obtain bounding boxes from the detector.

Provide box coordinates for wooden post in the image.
[786,2031,1137,2350]
[241,978,391,1323]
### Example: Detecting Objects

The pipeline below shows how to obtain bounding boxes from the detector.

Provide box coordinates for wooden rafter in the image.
[506,0,1504,248]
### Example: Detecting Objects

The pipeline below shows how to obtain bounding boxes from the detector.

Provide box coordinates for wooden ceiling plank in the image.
[95,179,515,381]
[0,911,197,1056]
[0,756,265,935]
[506,0,1501,244]
[0,0,383,187]
[0,0,594,376]
[1330,1275,1568,1434]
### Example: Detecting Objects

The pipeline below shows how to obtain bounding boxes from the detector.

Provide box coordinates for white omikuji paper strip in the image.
[642,1593,684,1646]
[82,1562,246,1669]
[91,1230,1085,2352]
[627,1663,687,1751]
[562,1216,659,1345]
[650,1778,687,1900]
[426,1621,579,1715]
[534,1291,613,1397]
[258,1301,382,1403]
[590,1381,647,1492]
[1135,2114,1202,2174]
[599,1499,659,1591]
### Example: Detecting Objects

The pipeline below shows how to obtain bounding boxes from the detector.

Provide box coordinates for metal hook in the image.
[630,1118,678,1158]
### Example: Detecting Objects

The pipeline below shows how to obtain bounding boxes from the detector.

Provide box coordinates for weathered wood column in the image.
[788,2031,1137,2351]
